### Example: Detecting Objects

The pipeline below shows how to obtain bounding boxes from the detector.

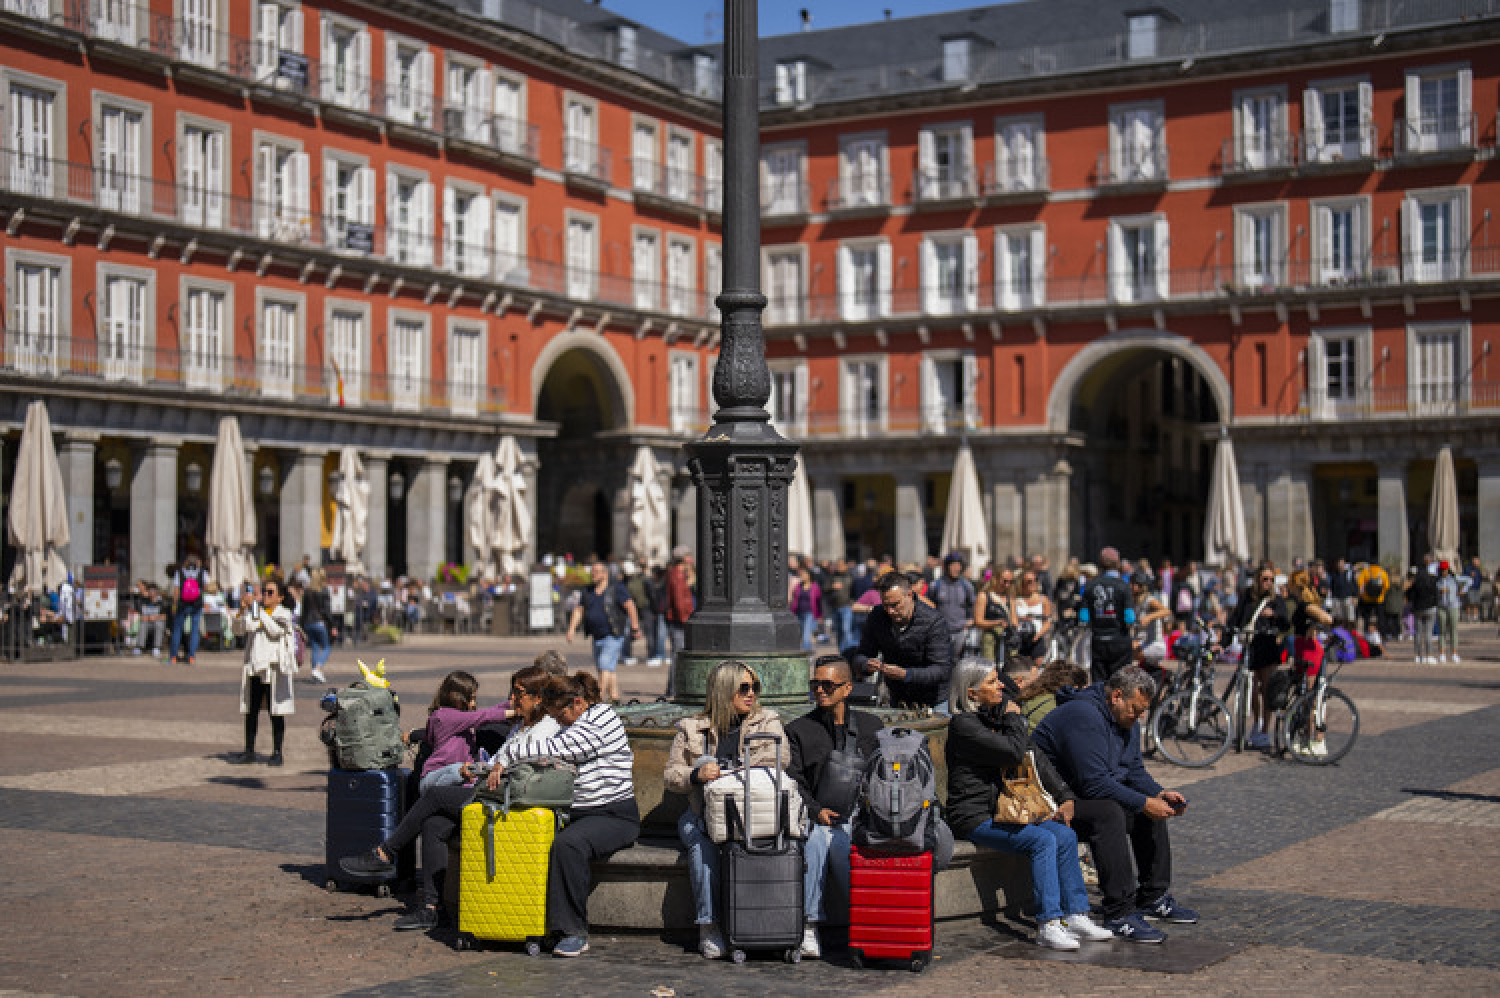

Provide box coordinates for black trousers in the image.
[243,677,285,752]
[1070,797,1172,919]
[1091,635,1134,682]
[547,798,640,937]
[379,784,475,907]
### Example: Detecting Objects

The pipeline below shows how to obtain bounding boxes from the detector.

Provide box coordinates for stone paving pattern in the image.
[1,627,1498,996]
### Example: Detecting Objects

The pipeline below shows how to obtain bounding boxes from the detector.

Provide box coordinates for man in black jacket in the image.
[786,654,884,959]
[850,572,954,709]
[1083,547,1136,681]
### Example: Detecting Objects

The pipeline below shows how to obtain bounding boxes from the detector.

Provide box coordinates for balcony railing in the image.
[913,166,979,205]
[826,172,892,212]
[1096,138,1169,188]
[1220,132,1299,175]
[981,159,1050,198]
[1393,112,1478,158]
[630,159,706,210]
[0,329,507,415]
[562,137,611,187]
[440,105,539,164]
[1301,123,1379,166]
[1293,382,1500,422]
[762,179,810,218]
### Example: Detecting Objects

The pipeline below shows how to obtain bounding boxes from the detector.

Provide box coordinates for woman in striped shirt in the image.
[488,671,638,958]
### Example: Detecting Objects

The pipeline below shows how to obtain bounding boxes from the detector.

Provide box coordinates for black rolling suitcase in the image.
[324,766,414,896]
[719,733,805,964]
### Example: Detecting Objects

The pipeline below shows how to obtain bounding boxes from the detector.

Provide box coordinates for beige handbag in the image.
[993,751,1058,825]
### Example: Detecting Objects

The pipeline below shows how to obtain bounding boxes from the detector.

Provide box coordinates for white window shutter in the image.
[1307,334,1327,416]
[1357,81,1374,157]
[963,353,980,427]
[1234,211,1251,288]
[385,174,398,256]
[1154,216,1170,300]
[476,68,493,116]
[995,230,1013,309]
[960,123,974,193]
[837,245,853,320]
[385,35,397,93]
[1352,201,1367,277]
[877,242,892,317]
[416,50,433,119]
[319,16,333,93]
[963,232,979,312]
[288,8,303,52]
[793,364,808,433]
[1030,227,1047,305]
[1401,197,1418,281]
[322,157,338,223]
[415,180,433,266]
[921,239,937,313]
[1108,223,1126,301]
[1458,68,1473,144]
[1303,89,1324,160]
[918,129,935,199]
[355,166,374,226]
[355,30,370,109]
[255,144,273,237]
[1404,71,1421,148]
[290,152,309,236]
[205,130,224,227]
[920,354,940,433]
[256,2,277,73]
[182,129,202,226]
[441,186,456,271]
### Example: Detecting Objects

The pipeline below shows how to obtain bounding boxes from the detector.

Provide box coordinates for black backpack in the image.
[1361,573,1384,601]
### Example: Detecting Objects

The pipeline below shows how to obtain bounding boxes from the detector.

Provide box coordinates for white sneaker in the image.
[698,923,726,960]
[624,657,639,666]
[1037,919,1082,951]
[800,925,821,959]
[1310,740,1328,757]
[310,668,327,684]
[1452,654,1461,663]
[646,657,664,667]
[1064,913,1114,942]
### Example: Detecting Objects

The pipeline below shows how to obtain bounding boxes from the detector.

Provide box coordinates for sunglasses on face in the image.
[809,679,848,693]
[262,588,279,596]
[736,681,762,696]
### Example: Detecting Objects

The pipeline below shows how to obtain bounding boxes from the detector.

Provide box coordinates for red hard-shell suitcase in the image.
[847,845,933,972]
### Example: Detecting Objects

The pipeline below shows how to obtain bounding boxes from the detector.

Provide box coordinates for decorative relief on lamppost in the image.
[741,490,759,589]
[710,488,727,597]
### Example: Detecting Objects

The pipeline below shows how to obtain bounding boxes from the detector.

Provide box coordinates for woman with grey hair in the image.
[944,656,1112,951]
[664,660,790,959]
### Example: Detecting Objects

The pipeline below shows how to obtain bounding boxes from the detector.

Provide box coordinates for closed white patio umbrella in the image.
[1203,431,1250,567]
[469,436,531,578]
[7,401,70,593]
[204,416,257,596]
[787,456,815,560]
[330,446,369,575]
[939,442,990,568]
[1428,445,1460,565]
[626,446,670,568]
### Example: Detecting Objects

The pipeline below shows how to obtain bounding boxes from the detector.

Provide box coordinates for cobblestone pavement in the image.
[1,625,1498,996]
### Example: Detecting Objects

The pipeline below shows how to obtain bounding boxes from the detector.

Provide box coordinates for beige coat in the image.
[663,708,789,814]
[234,604,298,716]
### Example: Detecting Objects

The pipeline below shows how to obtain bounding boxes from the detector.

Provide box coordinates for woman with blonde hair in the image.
[974,567,1013,662]
[664,659,790,959]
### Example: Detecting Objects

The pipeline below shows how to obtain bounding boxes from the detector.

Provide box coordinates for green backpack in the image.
[332,682,405,771]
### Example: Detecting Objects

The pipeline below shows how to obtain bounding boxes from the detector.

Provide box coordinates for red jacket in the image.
[666,562,694,624]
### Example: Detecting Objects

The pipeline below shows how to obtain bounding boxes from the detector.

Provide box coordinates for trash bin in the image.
[491,594,514,636]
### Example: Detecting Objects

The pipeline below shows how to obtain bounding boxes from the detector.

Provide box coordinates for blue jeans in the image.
[834,607,854,652]
[803,819,852,922]
[305,620,332,668]
[677,810,720,925]
[968,820,1088,924]
[170,605,202,660]
[593,634,625,672]
[799,612,818,651]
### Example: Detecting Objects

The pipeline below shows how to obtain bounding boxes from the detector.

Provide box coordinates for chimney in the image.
[800,8,811,30]
[884,9,891,19]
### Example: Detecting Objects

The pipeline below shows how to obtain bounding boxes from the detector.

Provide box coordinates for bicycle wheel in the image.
[1280,687,1359,765]
[1153,687,1232,768]
[1222,676,1248,753]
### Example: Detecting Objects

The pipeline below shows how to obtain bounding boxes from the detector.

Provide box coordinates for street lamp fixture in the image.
[389,472,405,503]
[257,466,275,498]
[447,475,463,504]
[104,458,123,491]
[185,462,203,495]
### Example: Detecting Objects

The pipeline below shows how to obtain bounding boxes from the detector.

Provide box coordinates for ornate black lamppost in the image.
[672,0,806,706]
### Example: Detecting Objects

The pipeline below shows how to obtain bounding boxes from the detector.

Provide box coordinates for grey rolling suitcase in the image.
[719,732,805,964]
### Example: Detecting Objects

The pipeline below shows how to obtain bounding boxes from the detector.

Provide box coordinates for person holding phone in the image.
[785,653,884,959]
[230,576,297,766]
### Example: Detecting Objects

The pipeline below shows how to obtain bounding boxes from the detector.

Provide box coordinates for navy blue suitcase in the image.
[324,766,414,896]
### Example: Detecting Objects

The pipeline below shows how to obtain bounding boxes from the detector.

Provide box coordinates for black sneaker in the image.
[228,751,256,765]
[393,906,440,931]
[267,751,284,767]
[340,848,395,878]
[1140,893,1200,924]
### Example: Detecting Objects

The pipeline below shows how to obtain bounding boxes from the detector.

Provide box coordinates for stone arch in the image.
[1045,329,1232,434]
[529,331,634,431]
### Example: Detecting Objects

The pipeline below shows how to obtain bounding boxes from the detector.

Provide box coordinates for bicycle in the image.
[1219,596,1277,753]
[1277,630,1360,765]
[1148,620,1233,768]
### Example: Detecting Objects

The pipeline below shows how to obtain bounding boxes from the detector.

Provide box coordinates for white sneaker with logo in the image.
[1037,919,1082,951]
[1064,913,1114,942]
[800,925,821,959]
[698,923,726,960]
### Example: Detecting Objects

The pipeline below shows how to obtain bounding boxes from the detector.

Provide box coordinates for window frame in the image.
[254,286,306,400]
[181,274,233,393]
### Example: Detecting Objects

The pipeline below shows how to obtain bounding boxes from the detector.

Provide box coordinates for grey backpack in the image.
[332,682,405,770]
[851,727,937,855]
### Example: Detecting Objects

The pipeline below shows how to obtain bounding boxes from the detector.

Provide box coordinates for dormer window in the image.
[775,61,807,105]
[1127,13,1159,59]
[942,38,972,82]
[615,25,637,69]
[693,54,718,98]
[1330,0,1359,32]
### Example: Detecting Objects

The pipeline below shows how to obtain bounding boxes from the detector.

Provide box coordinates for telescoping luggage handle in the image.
[727,732,792,854]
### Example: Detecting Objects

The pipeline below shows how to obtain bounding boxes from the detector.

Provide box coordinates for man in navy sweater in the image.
[1033,666,1199,944]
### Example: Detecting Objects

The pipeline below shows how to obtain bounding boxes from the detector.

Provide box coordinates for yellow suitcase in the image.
[457,799,556,952]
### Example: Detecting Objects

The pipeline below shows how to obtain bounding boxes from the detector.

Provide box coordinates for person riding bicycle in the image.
[1228,563,1291,750]
[1082,547,1135,682]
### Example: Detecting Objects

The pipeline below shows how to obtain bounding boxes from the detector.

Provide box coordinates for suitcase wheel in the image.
[849,949,864,969]
[525,941,542,957]
[784,948,801,964]
[455,934,473,952]
[323,879,339,893]
[911,955,929,973]
[375,884,392,899]
[731,949,747,965]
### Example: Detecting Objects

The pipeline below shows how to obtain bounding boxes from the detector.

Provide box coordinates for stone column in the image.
[1240,472,1265,565]
[1023,459,1072,572]
[811,479,844,564]
[990,480,1022,567]
[1478,464,1500,573]
[365,454,389,580]
[673,481,697,562]
[520,456,541,569]
[894,473,927,567]
[130,441,178,584]
[279,450,325,571]
[1266,465,1315,568]
[407,458,448,583]
[1376,464,1409,570]
[59,436,97,569]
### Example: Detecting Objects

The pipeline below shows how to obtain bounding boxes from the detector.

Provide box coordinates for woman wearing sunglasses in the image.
[230,576,298,766]
[664,660,789,960]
